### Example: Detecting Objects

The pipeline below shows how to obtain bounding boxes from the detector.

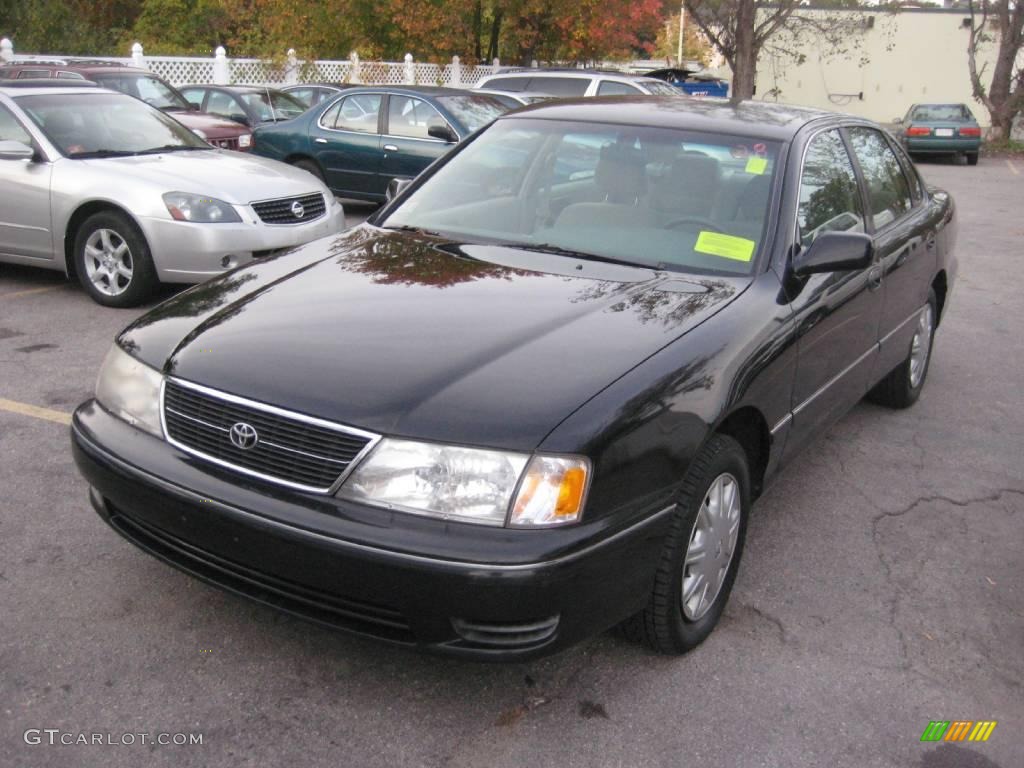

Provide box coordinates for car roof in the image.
[0,85,120,97]
[486,69,653,81]
[0,78,98,89]
[503,96,838,140]
[2,60,149,75]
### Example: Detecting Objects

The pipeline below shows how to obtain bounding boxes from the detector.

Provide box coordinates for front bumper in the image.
[71,403,670,660]
[137,199,345,283]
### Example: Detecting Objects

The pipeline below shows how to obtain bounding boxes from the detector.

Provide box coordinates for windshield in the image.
[911,104,973,122]
[92,73,191,111]
[640,80,682,96]
[17,92,211,157]
[383,118,779,276]
[436,95,509,133]
[239,90,307,122]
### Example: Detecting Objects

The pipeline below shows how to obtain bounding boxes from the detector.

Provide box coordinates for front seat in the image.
[555,143,655,229]
[649,153,720,221]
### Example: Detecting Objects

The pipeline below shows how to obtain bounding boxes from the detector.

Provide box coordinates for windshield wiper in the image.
[514,242,651,270]
[68,149,139,158]
[137,145,210,155]
[383,224,446,237]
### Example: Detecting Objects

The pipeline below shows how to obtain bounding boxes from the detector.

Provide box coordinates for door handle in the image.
[314,138,328,144]
[383,144,398,152]
[867,266,883,292]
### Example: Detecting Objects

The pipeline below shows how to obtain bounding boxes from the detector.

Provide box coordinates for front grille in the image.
[107,511,414,643]
[163,379,376,492]
[251,192,326,224]
[212,137,239,150]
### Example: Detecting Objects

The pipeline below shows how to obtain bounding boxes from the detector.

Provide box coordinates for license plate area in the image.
[935,128,954,137]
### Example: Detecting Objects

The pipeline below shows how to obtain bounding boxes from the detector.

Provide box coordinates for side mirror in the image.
[0,140,35,161]
[792,231,874,277]
[386,177,413,201]
[427,117,457,143]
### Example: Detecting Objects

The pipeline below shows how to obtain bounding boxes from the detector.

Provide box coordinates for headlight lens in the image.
[238,133,252,148]
[338,438,589,527]
[94,344,164,437]
[163,192,241,223]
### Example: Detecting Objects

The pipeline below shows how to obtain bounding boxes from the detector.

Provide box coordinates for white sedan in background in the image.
[0,84,344,307]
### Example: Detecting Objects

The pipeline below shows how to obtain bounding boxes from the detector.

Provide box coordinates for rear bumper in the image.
[138,200,345,283]
[71,403,669,660]
[905,137,981,154]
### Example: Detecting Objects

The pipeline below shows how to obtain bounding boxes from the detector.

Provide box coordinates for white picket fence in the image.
[0,39,504,88]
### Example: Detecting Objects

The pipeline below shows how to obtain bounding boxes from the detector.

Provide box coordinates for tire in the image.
[74,210,157,308]
[967,152,979,166]
[292,158,326,184]
[619,434,751,654]
[868,288,938,409]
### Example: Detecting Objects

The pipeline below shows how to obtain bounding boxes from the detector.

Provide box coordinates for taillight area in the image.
[906,126,932,137]
[959,126,982,137]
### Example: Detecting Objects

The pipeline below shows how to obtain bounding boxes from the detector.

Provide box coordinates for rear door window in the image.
[597,80,643,96]
[528,77,590,97]
[333,93,382,133]
[484,76,530,92]
[846,127,913,231]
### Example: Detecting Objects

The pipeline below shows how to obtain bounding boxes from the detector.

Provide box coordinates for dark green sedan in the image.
[252,86,509,202]
[895,103,982,165]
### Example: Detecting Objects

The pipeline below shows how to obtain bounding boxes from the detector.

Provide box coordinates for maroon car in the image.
[0,60,253,151]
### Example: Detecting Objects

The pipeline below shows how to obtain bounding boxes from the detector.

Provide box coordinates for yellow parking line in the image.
[0,397,72,426]
[0,285,65,300]
[1008,159,1020,176]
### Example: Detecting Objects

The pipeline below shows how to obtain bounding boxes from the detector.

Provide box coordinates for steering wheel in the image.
[664,216,724,233]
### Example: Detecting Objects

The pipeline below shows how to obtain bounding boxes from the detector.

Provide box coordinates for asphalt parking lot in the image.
[1,165,1022,768]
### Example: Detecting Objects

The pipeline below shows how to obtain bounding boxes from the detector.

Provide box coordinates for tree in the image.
[967,0,1024,141]
[682,0,871,102]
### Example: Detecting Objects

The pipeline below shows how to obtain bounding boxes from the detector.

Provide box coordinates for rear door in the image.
[845,126,937,379]
[309,92,384,198]
[0,103,53,262]
[380,94,453,193]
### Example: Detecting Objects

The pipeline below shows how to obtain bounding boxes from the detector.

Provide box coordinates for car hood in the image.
[120,226,749,450]
[79,150,325,205]
[166,110,250,138]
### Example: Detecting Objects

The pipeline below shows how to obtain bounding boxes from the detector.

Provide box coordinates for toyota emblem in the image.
[290,200,305,219]
[228,422,259,450]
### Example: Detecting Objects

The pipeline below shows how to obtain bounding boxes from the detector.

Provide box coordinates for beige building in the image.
[739,6,1012,128]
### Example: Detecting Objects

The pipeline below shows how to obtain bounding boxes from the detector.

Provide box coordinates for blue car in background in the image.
[252,86,509,202]
[645,68,729,98]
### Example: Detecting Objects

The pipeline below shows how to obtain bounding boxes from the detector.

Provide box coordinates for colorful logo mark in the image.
[920,721,997,742]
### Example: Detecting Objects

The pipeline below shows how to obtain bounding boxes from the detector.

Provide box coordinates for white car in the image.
[475,70,682,98]
[0,84,345,307]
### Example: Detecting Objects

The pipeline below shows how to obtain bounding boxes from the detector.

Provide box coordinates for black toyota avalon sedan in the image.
[72,98,957,660]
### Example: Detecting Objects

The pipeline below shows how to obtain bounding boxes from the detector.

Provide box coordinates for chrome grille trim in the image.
[160,377,381,494]
[250,192,326,225]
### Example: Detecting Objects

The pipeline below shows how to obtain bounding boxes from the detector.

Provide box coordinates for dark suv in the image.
[0,60,253,151]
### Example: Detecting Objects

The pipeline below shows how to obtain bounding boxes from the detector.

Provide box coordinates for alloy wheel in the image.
[84,228,134,297]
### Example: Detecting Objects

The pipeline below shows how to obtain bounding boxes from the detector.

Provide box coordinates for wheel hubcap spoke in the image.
[681,472,742,621]
[908,304,933,388]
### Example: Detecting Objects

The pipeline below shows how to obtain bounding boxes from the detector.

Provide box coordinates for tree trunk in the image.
[487,9,503,62]
[473,0,482,61]
[967,0,1024,141]
[731,0,759,102]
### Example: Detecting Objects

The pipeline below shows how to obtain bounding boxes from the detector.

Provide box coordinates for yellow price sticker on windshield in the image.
[694,231,756,262]
[745,157,768,175]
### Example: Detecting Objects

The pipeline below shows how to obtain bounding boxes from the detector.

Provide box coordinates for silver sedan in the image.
[0,85,345,307]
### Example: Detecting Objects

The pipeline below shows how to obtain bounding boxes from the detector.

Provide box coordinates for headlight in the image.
[163,192,241,223]
[338,438,589,527]
[94,344,164,437]
[238,133,252,148]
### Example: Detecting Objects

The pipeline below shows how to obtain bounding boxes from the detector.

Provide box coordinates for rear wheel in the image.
[868,289,937,409]
[967,152,979,166]
[74,210,157,308]
[292,158,326,184]
[619,434,750,654]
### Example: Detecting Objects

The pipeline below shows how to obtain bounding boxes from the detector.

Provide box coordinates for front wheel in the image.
[74,210,157,308]
[292,158,326,184]
[868,289,937,409]
[619,434,750,654]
